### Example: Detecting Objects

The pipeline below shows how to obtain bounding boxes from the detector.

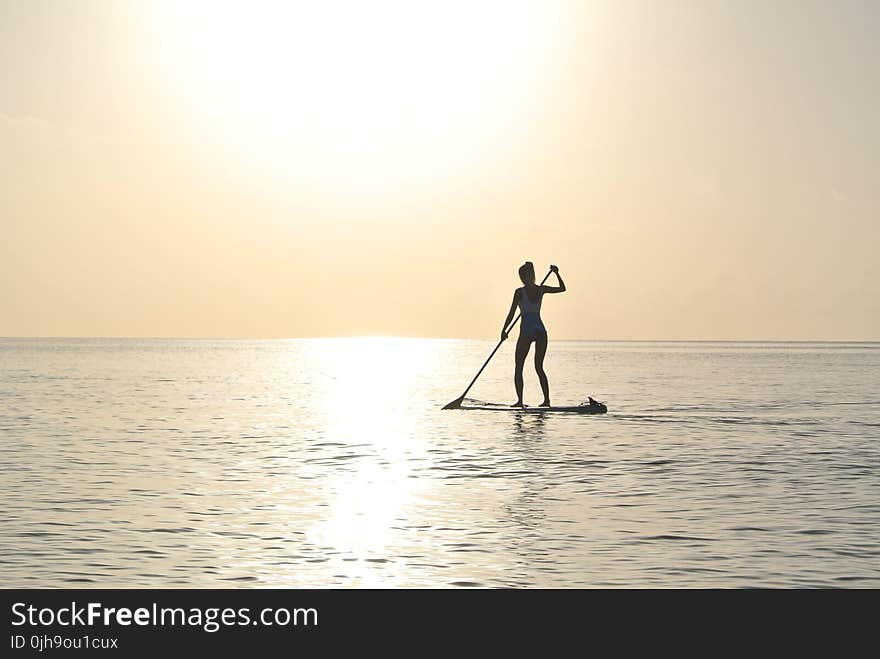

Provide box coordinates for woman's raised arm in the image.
[542,265,566,294]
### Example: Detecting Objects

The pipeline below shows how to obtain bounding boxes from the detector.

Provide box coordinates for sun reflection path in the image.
[300,338,442,585]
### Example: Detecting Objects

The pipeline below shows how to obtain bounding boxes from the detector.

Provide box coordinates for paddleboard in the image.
[457,403,607,414]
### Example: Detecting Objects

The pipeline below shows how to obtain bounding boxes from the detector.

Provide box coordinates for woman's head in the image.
[518,261,535,285]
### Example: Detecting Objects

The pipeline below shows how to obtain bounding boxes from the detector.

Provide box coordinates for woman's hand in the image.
[543,266,566,293]
[501,329,509,341]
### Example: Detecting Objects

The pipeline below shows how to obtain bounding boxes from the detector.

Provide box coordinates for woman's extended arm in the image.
[501,290,519,340]
[542,265,566,294]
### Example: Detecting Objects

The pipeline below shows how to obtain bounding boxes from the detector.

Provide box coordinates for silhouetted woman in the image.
[501,262,566,407]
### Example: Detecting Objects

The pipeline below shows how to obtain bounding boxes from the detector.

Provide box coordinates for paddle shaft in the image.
[451,269,553,405]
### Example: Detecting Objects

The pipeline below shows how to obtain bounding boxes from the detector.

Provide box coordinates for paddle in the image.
[442,268,553,410]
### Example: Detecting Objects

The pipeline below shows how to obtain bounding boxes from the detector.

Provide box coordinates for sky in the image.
[2,0,878,340]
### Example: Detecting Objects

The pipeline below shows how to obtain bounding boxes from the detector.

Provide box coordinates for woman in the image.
[501,262,566,407]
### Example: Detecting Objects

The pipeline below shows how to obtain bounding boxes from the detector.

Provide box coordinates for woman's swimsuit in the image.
[518,287,547,341]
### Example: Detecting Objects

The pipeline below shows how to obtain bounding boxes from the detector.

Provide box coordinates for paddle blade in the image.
[442,396,464,410]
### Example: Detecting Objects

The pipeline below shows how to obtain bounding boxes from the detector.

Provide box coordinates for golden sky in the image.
[2,0,878,339]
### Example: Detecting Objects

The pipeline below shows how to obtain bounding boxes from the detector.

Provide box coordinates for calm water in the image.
[1,338,878,588]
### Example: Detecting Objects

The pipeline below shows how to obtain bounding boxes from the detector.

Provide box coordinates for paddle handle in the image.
[453,268,553,404]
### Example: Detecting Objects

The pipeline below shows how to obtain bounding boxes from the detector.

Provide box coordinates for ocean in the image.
[1,338,878,587]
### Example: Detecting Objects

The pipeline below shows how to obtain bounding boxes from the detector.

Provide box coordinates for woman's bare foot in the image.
[539,399,551,407]
[511,401,525,408]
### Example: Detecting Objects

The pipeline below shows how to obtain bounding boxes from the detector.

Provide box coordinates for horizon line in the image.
[2,336,879,344]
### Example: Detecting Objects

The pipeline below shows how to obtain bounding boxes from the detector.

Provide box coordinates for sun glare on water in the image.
[149,1,567,191]
[297,338,442,584]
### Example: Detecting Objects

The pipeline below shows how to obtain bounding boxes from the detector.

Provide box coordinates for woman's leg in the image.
[534,333,550,406]
[513,335,531,406]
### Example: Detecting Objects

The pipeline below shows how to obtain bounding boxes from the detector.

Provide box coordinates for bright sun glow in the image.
[150,1,566,191]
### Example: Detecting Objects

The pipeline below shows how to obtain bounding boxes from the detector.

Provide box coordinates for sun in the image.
[148,0,567,192]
